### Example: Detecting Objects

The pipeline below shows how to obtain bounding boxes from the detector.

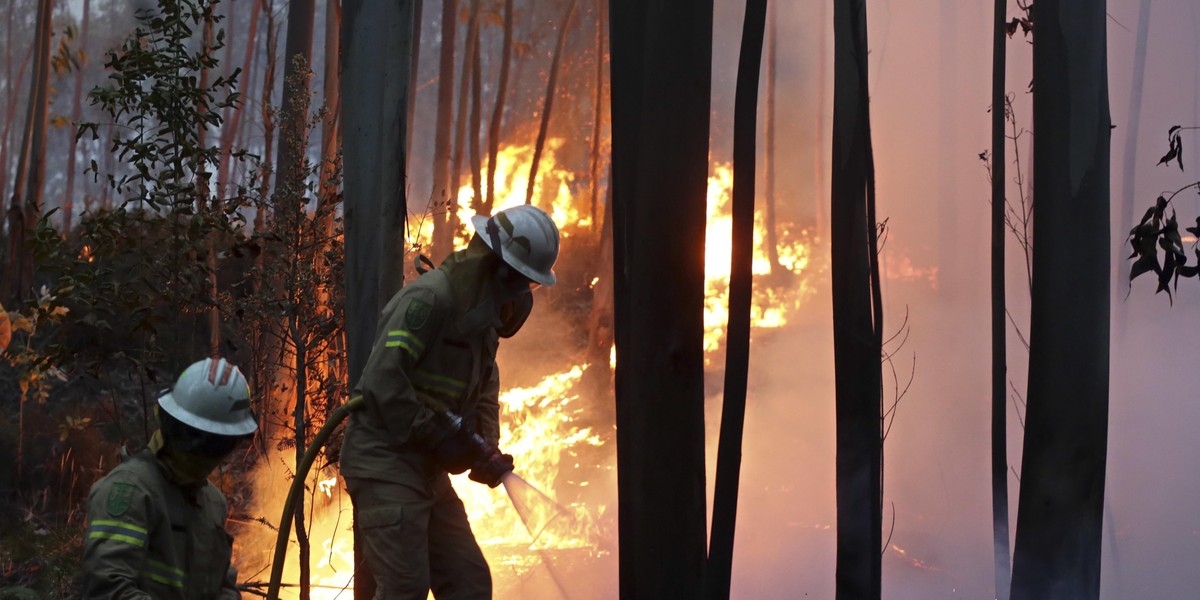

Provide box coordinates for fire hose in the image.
[265,394,364,600]
[263,399,573,600]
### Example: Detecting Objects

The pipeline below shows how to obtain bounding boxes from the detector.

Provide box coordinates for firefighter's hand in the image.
[432,426,488,474]
[469,451,514,488]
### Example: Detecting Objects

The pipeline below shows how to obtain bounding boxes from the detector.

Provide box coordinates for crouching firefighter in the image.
[340,204,560,599]
[82,357,258,599]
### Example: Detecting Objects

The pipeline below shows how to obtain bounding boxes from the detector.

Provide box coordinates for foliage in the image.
[1126,126,1200,303]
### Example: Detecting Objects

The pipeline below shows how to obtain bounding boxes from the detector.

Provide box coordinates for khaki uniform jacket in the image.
[341,267,501,484]
[82,451,240,600]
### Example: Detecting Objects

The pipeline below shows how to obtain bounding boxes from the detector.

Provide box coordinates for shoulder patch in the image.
[107,482,136,517]
[406,298,433,331]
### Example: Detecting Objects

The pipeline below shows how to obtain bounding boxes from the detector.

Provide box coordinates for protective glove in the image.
[432,422,487,472]
[468,451,515,488]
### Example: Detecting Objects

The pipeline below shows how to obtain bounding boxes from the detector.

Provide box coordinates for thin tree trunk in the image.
[448,0,480,234]
[814,0,827,238]
[430,0,458,257]
[587,0,605,231]
[469,26,483,211]
[1,41,34,304]
[217,0,261,198]
[318,0,341,233]
[19,0,53,299]
[763,1,779,273]
[485,0,513,214]
[199,6,222,360]
[406,0,422,160]
[63,0,90,236]
[990,0,1011,598]
[0,0,13,206]
[1010,1,1111,597]
[274,0,317,209]
[831,0,883,596]
[257,0,279,220]
[609,1,712,597]
[1115,0,1150,339]
[707,2,766,599]
[525,0,580,205]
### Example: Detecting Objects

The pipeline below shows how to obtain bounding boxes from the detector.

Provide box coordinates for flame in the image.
[410,140,589,252]
[703,162,817,355]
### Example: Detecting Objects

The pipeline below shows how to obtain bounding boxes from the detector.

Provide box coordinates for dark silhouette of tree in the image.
[63,0,91,237]
[989,2,1011,599]
[609,0,712,597]
[707,2,766,599]
[831,0,883,596]
[1010,1,1111,598]
[341,1,416,596]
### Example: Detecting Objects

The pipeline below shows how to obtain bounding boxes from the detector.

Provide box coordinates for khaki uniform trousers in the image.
[346,475,491,600]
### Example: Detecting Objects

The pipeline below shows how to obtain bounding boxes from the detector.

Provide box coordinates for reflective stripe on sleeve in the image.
[143,558,186,589]
[385,329,424,360]
[87,519,149,548]
[412,369,468,399]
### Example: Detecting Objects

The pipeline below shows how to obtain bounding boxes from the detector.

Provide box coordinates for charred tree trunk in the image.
[990,0,1011,598]
[430,0,458,257]
[707,2,766,599]
[587,0,606,230]
[526,0,580,206]
[405,0,422,160]
[19,0,52,300]
[609,1,712,597]
[198,6,222,360]
[63,0,90,236]
[485,0,514,214]
[831,0,883,596]
[1010,1,1111,598]
[274,0,316,207]
[342,2,416,595]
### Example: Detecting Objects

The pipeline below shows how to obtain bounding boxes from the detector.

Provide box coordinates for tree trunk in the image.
[63,0,90,236]
[274,0,317,208]
[447,0,479,246]
[763,1,779,274]
[1010,1,1111,598]
[609,1,712,598]
[257,1,278,217]
[217,0,261,198]
[318,0,341,233]
[19,0,52,299]
[485,0,513,214]
[707,2,766,599]
[990,0,1011,598]
[199,5,222,360]
[468,25,483,211]
[814,0,827,238]
[342,2,416,596]
[525,0,580,206]
[430,0,458,257]
[587,0,605,230]
[405,0,422,160]
[1115,0,1150,338]
[2,37,35,305]
[831,0,883,596]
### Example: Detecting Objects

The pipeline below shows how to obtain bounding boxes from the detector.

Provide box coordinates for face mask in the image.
[161,445,227,487]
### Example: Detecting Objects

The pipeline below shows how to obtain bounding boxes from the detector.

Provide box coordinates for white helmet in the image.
[470,205,560,286]
[159,358,257,436]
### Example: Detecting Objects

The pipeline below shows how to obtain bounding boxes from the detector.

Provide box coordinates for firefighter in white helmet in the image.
[82,357,257,599]
[341,204,560,599]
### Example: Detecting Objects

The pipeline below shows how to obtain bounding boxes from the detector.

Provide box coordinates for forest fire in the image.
[233,145,819,598]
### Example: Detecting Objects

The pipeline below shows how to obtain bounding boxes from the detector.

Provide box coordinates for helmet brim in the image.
[158,392,258,436]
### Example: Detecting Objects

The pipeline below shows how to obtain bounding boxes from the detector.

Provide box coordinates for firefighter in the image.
[340,204,560,599]
[82,357,257,599]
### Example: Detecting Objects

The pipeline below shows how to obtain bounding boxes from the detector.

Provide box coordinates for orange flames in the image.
[234,147,820,598]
